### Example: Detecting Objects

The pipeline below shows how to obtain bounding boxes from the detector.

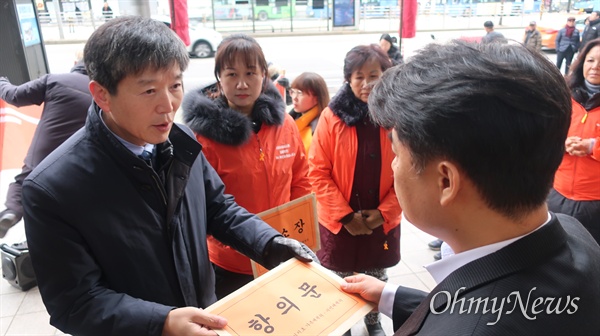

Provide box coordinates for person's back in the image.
[482,30,506,44]
[396,213,600,335]
[482,20,507,44]
[0,62,91,237]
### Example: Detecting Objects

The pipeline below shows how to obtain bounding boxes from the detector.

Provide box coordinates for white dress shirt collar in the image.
[99,111,154,156]
[424,212,552,284]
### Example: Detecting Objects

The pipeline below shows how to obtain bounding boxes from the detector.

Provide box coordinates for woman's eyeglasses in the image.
[289,89,304,98]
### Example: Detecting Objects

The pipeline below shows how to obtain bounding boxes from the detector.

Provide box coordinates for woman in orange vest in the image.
[308,45,401,336]
[182,34,311,299]
[548,38,600,244]
[289,72,330,153]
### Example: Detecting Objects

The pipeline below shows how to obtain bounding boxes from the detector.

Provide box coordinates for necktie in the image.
[138,150,153,167]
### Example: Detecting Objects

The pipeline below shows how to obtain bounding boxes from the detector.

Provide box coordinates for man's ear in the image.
[89,80,111,112]
[437,161,461,207]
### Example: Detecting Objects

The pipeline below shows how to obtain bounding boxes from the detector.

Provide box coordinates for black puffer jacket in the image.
[22,104,280,335]
[388,44,404,66]
[580,18,600,51]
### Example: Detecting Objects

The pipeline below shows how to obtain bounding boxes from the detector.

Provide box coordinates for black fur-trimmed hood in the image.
[182,82,286,146]
[329,83,369,126]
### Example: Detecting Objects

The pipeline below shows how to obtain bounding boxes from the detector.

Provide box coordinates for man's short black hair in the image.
[84,16,189,95]
[484,20,494,28]
[369,40,571,219]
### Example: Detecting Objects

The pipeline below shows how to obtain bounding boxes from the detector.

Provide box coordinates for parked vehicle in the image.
[188,25,223,58]
[154,16,222,58]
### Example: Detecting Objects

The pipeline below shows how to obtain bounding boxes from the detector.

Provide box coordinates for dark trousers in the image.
[213,264,254,300]
[556,46,576,75]
[547,188,600,245]
[3,165,30,222]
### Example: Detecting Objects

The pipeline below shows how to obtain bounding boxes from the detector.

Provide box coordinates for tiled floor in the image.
[0,215,438,336]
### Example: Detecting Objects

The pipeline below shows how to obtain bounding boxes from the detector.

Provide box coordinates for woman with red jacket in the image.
[308,45,400,336]
[548,38,600,244]
[182,34,311,299]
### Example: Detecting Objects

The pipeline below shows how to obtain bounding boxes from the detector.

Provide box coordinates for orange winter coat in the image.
[182,84,311,275]
[308,106,401,235]
[553,99,600,200]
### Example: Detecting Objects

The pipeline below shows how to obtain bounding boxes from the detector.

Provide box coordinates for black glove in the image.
[263,236,320,270]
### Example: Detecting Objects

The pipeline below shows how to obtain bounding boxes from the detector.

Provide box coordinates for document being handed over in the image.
[204,258,375,335]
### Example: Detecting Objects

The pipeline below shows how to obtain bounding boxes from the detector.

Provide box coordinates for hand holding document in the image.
[205,259,375,336]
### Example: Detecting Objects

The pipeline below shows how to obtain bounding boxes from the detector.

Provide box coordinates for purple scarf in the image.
[566,25,575,38]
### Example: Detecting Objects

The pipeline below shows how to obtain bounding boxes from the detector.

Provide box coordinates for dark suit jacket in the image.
[392,213,600,335]
[0,62,91,169]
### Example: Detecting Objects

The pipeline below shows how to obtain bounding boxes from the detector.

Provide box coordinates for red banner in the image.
[0,99,42,171]
[169,0,190,46]
[401,0,417,38]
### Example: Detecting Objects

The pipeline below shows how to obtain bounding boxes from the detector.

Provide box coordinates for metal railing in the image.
[38,5,556,41]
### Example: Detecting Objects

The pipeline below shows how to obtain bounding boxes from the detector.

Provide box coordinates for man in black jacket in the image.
[580,11,600,51]
[379,33,403,66]
[342,41,600,335]
[0,61,91,238]
[22,16,315,335]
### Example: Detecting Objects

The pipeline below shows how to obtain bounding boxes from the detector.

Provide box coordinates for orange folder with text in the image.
[205,258,375,336]
[251,193,320,278]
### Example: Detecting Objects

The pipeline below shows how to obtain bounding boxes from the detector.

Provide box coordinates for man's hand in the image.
[345,213,373,236]
[263,236,319,269]
[341,274,386,306]
[162,307,227,336]
[361,209,384,230]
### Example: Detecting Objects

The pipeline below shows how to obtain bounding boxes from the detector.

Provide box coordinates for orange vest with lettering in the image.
[198,114,311,274]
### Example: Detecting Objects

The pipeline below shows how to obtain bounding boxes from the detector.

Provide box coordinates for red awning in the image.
[169,0,190,46]
[401,0,417,38]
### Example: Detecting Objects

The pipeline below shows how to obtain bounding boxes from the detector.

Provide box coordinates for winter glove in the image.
[263,236,320,270]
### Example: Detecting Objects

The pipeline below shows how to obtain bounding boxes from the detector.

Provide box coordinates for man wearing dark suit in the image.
[0,61,91,238]
[342,40,600,335]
